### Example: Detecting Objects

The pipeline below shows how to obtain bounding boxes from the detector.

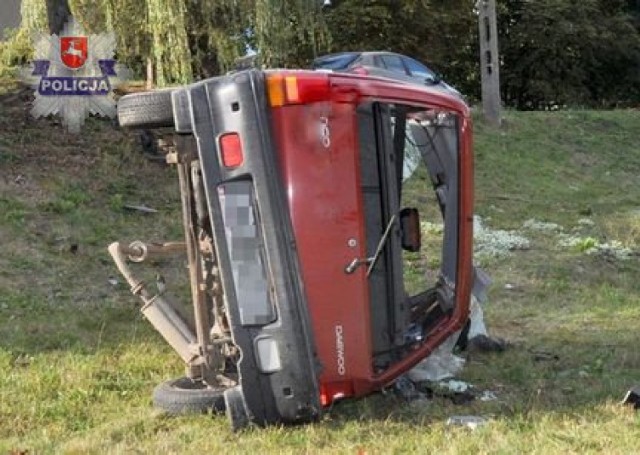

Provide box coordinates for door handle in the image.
[344,257,373,274]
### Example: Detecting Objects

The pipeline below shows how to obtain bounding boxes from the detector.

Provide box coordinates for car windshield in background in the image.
[403,57,436,80]
[313,53,359,70]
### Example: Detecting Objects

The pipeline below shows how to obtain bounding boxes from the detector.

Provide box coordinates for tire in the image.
[117,89,175,129]
[152,377,226,415]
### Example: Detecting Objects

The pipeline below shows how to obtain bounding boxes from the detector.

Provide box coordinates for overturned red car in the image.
[110,69,474,429]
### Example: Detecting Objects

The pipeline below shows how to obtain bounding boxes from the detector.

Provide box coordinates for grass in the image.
[0,80,639,453]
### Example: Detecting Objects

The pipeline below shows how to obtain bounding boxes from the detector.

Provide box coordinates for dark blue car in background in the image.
[312,51,462,98]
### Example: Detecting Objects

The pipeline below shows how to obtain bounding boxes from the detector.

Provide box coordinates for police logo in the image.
[20,18,130,133]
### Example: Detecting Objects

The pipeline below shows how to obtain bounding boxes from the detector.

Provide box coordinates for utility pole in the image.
[478,0,502,127]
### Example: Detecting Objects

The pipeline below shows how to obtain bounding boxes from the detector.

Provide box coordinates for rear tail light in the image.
[219,133,243,168]
[267,73,330,107]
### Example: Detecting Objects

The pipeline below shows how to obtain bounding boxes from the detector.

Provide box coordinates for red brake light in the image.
[294,75,330,103]
[219,133,243,168]
[267,73,330,106]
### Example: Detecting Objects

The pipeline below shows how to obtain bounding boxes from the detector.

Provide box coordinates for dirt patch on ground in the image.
[0,83,133,167]
[570,151,600,168]
[0,171,52,205]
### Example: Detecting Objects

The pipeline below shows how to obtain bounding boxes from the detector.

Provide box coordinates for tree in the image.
[253,0,328,67]
[185,0,254,77]
[4,0,639,106]
[498,0,640,108]
[0,0,47,67]
[147,0,192,85]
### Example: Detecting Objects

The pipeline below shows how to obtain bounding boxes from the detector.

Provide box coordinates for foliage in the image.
[185,0,253,77]
[254,0,329,67]
[99,0,151,78]
[1,0,639,104]
[0,0,47,69]
[147,0,193,85]
[323,0,640,107]
[498,0,640,108]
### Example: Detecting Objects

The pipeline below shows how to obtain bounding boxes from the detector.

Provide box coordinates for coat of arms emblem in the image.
[60,36,88,70]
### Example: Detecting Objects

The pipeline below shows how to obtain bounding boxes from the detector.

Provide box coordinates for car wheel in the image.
[152,377,226,415]
[117,89,174,129]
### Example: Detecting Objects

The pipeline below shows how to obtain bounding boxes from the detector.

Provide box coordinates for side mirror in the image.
[400,207,421,252]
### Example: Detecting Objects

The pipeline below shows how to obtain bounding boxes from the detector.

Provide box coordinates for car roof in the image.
[314,51,404,57]
[313,51,361,62]
[313,51,416,64]
[312,52,362,70]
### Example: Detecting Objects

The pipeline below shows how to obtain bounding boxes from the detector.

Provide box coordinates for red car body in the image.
[114,69,474,428]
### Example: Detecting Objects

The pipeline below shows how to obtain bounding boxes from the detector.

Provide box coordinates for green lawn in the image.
[1,84,639,454]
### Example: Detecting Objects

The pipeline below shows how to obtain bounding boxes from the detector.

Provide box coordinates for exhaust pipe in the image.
[108,242,199,364]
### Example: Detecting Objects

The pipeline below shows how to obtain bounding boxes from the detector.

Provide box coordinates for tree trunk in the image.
[146,57,154,90]
[45,0,72,35]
